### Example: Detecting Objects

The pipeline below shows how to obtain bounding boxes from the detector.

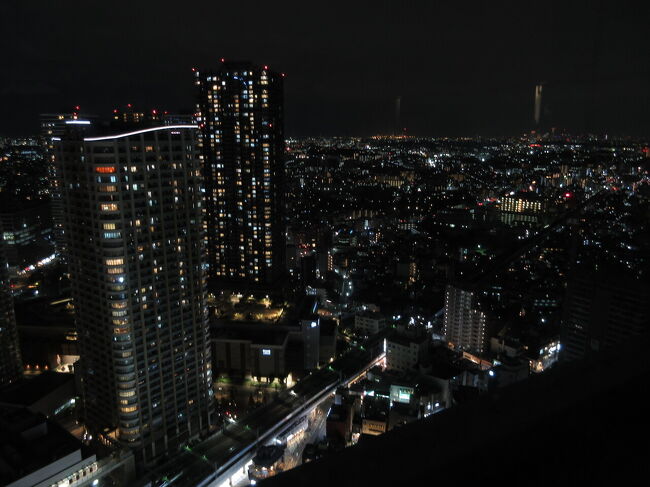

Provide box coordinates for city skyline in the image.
[2,1,650,137]
[1,2,649,486]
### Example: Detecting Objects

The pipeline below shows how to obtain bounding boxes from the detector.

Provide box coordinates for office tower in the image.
[56,124,213,463]
[0,225,22,387]
[560,270,650,362]
[443,285,488,354]
[40,111,93,260]
[195,60,286,288]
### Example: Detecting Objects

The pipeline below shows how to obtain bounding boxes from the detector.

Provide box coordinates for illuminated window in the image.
[95,166,116,173]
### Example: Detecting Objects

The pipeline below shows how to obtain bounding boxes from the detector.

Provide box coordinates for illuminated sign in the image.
[262,349,271,356]
[390,385,414,404]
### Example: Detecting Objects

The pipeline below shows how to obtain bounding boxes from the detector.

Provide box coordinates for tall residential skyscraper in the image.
[0,226,22,387]
[195,61,286,287]
[41,111,94,260]
[56,124,213,463]
[443,284,488,354]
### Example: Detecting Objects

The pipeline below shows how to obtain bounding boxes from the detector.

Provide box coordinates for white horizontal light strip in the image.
[84,124,198,141]
[65,120,91,125]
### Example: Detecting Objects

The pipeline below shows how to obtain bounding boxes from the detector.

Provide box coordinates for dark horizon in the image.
[2,0,649,137]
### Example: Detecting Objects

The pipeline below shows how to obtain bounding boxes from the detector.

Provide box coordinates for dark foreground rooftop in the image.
[263,334,650,486]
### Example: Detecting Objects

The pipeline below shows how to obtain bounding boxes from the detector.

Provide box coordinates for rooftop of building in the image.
[14,296,75,329]
[319,318,337,337]
[386,331,428,348]
[327,403,350,423]
[212,325,289,347]
[355,311,385,320]
[419,345,467,379]
[0,406,83,486]
[501,191,545,201]
[252,444,285,468]
[362,396,390,422]
[0,371,74,407]
[352,367,441,397]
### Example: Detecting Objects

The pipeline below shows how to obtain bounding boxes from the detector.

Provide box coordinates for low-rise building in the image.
[0,406,134,487]
[213,327,289,381]
[386,333,428,372]
[0,371,76,418]
[354,311,387,336]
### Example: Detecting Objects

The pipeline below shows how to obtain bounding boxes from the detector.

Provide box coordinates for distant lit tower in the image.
[195,60,286,288]
[533,84,543,127]
[56,124,213,462]
[0,224,22,387]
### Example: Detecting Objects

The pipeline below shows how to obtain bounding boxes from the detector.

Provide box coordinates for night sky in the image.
[2,0,649,137]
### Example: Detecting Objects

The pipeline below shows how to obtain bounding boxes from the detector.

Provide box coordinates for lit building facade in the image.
[443,285,488,354]
[499,192,547,226]
[386,335,427,372]
[354,311,387,336]
[0,227,22,386]
[195,60,286,287]
[501,195,543,213]
[56,125,213,463]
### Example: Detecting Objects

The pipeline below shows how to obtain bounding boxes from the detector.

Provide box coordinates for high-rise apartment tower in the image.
[443,285,489,354]
[56,124,213,463]
[195,60,286,288]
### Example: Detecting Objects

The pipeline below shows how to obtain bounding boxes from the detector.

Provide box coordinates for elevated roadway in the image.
[141,346,385,487]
